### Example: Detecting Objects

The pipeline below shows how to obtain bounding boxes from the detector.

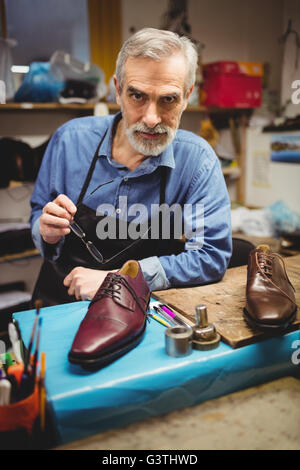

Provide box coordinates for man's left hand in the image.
[63,267,117,301]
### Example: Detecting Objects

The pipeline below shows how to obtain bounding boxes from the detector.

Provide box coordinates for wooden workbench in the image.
[153,254,300,348]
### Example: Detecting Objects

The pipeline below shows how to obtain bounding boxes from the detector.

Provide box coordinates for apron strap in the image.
[159,165,167,205]
[76,130,108,205]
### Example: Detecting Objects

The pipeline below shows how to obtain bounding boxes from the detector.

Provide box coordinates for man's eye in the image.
[131,92,143,101]
[163,96,176,104]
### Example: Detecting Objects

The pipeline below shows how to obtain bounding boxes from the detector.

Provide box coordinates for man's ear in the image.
[183,84,194,110]
[114,75,121,105]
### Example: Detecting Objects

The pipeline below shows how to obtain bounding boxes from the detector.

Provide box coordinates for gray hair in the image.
[115,28,198,95]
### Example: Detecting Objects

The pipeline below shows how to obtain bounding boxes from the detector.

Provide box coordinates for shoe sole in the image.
[68,322,147,370]
[243,307,297,331]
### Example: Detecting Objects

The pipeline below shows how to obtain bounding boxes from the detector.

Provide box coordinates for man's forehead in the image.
[123,54,187,93]
[124,53,187,72]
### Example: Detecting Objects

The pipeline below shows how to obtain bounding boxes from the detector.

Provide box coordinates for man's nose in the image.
[142,101,162,128]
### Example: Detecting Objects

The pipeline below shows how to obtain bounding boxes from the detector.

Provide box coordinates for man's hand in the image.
[63,267,118,301]
[40,194,77,244]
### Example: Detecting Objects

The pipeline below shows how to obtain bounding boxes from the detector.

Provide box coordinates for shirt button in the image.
[116,208,121,214]
[124,177,128,182]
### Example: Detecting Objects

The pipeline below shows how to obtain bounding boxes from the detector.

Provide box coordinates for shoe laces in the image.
[255,250,298,307]
[90,273,149,319]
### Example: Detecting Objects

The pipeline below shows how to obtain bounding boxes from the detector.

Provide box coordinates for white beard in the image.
[124,121,176,156]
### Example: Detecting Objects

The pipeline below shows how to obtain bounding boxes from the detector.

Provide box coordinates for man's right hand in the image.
[40,194,77,245]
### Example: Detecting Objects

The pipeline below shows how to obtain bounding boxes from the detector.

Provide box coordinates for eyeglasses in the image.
[70,217,151,266]
[68,178,115,264]
[69,178,151,266]
[69,220,104,263]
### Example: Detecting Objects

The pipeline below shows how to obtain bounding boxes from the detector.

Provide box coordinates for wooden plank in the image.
[0,248,40,263]
[153,254,300,349]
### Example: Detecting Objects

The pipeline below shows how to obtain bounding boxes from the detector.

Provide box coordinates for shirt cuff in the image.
[32,216,65,261]
[139,256,171,292]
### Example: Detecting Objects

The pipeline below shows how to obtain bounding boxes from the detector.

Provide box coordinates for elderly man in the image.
[30,28,232,307]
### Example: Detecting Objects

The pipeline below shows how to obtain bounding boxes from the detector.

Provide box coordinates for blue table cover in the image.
[14,300,300,445]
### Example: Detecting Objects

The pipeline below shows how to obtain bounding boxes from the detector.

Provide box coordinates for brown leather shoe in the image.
[244,244,297,330]
[68,260,150,368]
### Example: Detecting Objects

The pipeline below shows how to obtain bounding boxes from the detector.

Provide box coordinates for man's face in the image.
[115,54,193,156]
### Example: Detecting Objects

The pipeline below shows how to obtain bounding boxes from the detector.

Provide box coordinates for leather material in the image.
[68,260,150,367]
[244,245,297,328]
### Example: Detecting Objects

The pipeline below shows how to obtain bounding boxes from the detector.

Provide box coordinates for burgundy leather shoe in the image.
[244,244,297,330]
[68,260,150,368]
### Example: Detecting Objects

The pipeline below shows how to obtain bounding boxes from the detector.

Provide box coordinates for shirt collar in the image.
[98,111,176,172]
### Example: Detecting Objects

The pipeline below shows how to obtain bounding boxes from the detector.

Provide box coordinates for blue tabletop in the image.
[14,300,300,444]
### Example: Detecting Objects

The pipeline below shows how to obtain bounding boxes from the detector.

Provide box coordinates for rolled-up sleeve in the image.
[139,256,171,292]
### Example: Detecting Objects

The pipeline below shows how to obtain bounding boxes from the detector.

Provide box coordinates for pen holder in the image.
[0,383,40,449]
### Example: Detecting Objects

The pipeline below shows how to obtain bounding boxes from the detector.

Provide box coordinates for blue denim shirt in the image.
[30,113,232,291]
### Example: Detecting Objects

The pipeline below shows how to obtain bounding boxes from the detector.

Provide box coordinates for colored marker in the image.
[40,352,46,431]
[149,311,172,328]
[153,306,177,326]
[158,303,192,329]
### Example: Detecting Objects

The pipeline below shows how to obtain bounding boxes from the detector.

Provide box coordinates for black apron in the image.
[32,132,185,307]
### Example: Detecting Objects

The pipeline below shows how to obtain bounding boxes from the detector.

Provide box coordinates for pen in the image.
[153,305,178,326]
[32,317,42,384]
[24,299,42,376]
[148,311,172,328]
[158,303,192,329]
[18,303,42,400]
[40,352,46,431]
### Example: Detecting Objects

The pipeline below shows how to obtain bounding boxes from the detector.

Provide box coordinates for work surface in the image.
[14,254,300,448]
[57,375,300,450]
[154,254,300,348]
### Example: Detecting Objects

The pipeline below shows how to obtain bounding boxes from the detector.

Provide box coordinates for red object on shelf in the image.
[202,61,262,108]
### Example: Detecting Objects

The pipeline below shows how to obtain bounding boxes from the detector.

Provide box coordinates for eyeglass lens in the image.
[70,220,104,263]
[69,220,85,238]
[86,241,104,263]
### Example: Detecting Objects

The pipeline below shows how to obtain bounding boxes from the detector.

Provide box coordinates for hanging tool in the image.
[279,19,300,70]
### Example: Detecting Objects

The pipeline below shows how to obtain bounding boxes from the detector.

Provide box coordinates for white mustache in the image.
[131,123,170,135]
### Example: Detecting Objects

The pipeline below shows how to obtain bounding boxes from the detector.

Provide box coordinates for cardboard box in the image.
[202,61,263,108]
